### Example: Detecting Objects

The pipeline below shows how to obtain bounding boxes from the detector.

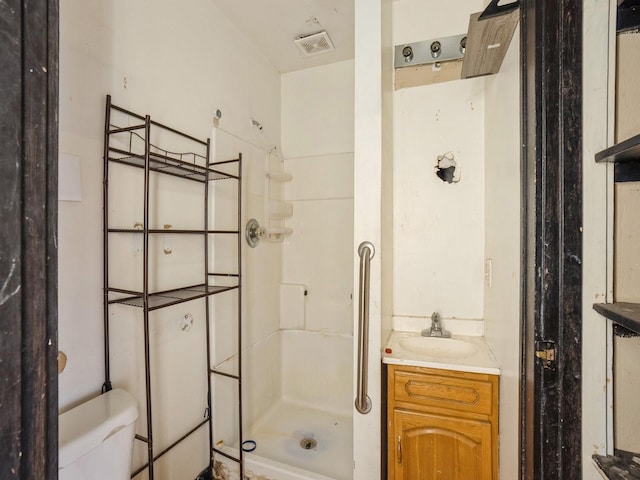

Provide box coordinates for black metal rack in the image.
[593,133,640,477]
[593,303,640,336]
[593,134,640,332]
[102,95,243,479]
[595,132,640,182]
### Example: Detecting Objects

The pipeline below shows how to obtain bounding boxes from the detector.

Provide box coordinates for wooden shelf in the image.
[461,6,519,79]
[593,302,640,335]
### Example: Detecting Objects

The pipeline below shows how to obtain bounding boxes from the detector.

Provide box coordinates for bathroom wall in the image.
[392,1,521,477]
[392,0,485,324]
[483,25,521,480]
[279,60,355,411]
[59,0,281,477]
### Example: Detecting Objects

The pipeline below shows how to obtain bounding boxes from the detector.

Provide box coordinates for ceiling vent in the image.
[294,31,335,57]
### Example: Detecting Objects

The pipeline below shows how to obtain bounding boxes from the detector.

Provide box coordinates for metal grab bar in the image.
[355,241,375,414]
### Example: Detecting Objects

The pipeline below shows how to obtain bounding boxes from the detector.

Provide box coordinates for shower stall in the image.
[208,4,389,480]
[210,136,358,480]
[209,16,389,480]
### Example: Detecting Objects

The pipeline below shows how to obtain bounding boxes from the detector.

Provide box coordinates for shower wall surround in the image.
[281,60,355,336]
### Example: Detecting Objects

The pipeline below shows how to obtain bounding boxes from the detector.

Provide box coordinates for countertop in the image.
[382,331,500,375]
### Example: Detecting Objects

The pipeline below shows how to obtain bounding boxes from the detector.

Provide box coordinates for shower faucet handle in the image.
[245,218,265,248]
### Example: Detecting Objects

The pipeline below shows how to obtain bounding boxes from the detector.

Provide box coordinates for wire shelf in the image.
[108,283,239,311]
[108,146,238,183]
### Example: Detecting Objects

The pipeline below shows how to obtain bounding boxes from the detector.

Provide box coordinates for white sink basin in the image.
[398,337,478,358]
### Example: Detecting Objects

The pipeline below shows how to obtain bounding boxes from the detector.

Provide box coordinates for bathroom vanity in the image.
[384,332,499,480]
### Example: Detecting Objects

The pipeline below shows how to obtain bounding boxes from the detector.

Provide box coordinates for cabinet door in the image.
[392,410,493,480]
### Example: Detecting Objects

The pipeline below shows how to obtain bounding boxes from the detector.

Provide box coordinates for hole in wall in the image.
[434,152,461,183]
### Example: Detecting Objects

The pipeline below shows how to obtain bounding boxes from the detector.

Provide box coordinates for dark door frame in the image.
[0,1,59,479]
[521,0,583,478]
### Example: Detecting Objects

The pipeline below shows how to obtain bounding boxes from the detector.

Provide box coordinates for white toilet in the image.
[59,388,139,480]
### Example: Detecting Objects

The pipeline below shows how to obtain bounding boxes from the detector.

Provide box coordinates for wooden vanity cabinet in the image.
[387,365,499,480]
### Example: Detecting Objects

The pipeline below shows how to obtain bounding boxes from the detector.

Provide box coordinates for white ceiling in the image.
[211,0,355,73]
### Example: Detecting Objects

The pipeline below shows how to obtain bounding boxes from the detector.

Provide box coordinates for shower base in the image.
[216,400,352,480]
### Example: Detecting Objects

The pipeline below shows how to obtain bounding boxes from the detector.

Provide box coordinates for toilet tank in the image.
[59,389,138,480]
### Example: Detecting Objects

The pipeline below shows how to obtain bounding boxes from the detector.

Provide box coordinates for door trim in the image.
[0,1,59,478]
[520,0,583,478]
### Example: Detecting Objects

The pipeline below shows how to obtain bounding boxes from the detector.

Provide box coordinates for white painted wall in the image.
[392,0,485,323]
[582,0,614,476]
[281,61,355,159]
[59,0,281,477]
[381,0,395,350]
[353,0,385,476]
[483,25,521,480]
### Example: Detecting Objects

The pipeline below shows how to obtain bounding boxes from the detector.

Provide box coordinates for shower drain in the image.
[300,438,317,450]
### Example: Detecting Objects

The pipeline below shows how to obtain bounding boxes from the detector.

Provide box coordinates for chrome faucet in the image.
[421,312,451,338]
